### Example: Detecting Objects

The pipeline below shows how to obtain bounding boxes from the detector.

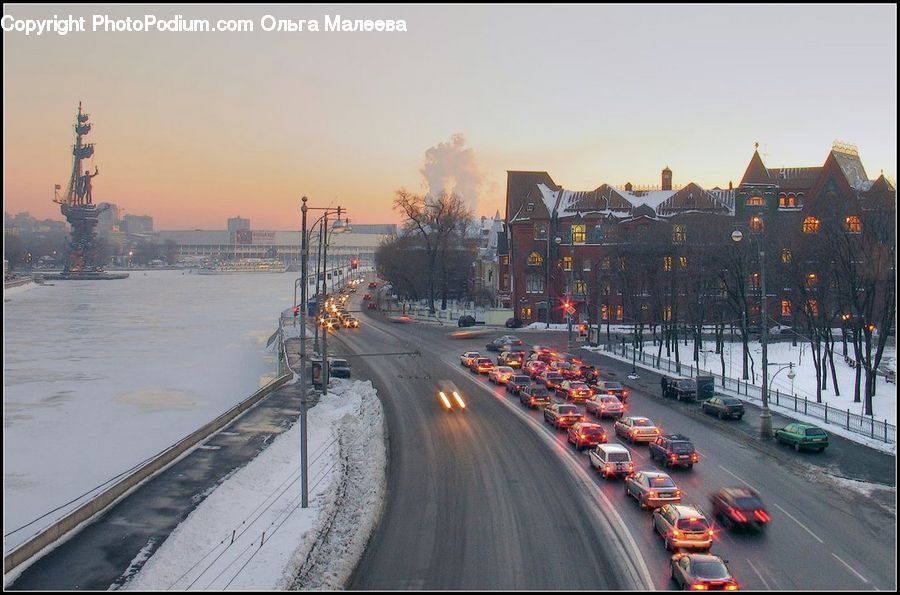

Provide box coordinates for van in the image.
[589,443,635,479]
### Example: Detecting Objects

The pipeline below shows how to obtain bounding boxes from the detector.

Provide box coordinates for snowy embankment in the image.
[122,379,386,590]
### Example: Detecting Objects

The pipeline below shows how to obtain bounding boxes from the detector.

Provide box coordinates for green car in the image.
[775,423,829,452]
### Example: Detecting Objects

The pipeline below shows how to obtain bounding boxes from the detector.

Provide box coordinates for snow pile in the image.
[121,379,386,591]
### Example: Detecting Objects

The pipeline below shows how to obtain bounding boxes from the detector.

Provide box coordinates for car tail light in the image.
[670,454,678,462]
[724,583,739,591]
[729,507,747,523]
[627,463,634,471]
[648,491,656,498]
[690,584,708,591]
[754,509,770,523]
[691,453,699,462]
[708,529,715,537]
[674,489,681,497]
[605,464,612,471]
[671,529,682,538]
[580,434,586,439]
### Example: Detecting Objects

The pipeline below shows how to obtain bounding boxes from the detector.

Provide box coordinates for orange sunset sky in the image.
[3,4,896,230]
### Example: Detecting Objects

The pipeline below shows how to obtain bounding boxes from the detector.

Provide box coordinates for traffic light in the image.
[293,305,300,317]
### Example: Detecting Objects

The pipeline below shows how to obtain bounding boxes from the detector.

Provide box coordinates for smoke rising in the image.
[420,133,482,213]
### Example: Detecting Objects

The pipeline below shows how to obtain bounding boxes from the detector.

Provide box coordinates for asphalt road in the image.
[339,305,896,590]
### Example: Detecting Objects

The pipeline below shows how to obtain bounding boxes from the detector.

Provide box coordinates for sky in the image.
[2,4,896,229]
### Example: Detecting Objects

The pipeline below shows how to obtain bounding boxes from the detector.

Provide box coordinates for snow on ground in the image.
[122,379,386,591]
[3,271,300,553]
[2,280,37,296]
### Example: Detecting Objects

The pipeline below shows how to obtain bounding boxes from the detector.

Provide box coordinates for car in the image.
[543,403,585,429]
[497,350,525,368]
[486,335,523,352]
[549,360,573,375]
[460,351,481,367]
[592,380,629,403]
[497,334,523,346]
[472,357,495,375]
[663,377,698,402]
[539,371,565,391]
[328,358,351,378]
[342,317,360,329]
[505,317,523,328]
[368,281,378,288]
[437,388,467,411]
[557,352,584,366]
[625,471,682,509]
[649,434,700,469]
[589,443,634,478]
[670,553,740,591]
[567,421,608,450]
[458,314,476,327]
[652,504,714,551]
[323,317,341,331]
[506,374,532,395]
[709,487,770,531]
[485,338,511,352]
[488,366,516,384]
[568,364,597,382]
[614,416,661,444]
[366,302,378,309]
[520,384,551,408]
[701,396,745,420]
[585,394,624,419]
[389,315,413,323]
[524,360,547,379]
[557,380,593,403]
[774,423,829,452]
[362,293,373,301]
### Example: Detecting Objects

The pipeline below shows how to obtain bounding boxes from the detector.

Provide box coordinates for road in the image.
[336,302,895,590]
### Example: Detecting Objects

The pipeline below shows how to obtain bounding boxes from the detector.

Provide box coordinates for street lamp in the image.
[731,226,772,439]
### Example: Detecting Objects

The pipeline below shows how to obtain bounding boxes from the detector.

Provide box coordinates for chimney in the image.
[661,166,673,191]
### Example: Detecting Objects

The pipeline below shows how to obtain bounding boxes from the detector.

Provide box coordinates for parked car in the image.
[625,471,682,509]
[520,383,551,408]
[585,394,624,419]
[649,434,699,469]
[592,380,629,403]
[488,366,516,384]
[589,443,634,479]
[701,396,745,420]
[506,374,532,395]
[567,422,608,450]
[614,416,661,444]
[670,553,740,591]
[774,423,829,452]
[652,504,714,551]
[709,487,770,531]
[328,358,352,378]
[557,380,593,403]
[458,314,476,327]
[662,377,698,401]
[543,403,585,429]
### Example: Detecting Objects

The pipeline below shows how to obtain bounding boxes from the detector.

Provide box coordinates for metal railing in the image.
[602,342,896,444]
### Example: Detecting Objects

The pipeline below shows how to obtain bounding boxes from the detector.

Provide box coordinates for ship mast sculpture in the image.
[51,103,126,279]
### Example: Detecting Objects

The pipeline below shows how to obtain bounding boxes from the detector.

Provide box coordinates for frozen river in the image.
[3,270,299,552]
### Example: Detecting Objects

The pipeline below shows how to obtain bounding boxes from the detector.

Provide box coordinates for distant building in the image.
[96,203,119,233]
[123,214,153,233]
[345,223,397,235]
[227,216,251,233]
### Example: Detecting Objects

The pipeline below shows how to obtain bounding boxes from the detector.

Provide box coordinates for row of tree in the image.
[4,231,179,269]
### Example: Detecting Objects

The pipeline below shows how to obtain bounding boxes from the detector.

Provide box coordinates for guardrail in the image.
[4,367,292,574]
[601,342,896,445]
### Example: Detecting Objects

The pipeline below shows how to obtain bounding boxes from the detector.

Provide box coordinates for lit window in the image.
[746,195,765,206]
[500,255,509,265]
[663,256,673,271]
[616,305,623,320]
[788,193,796,207]
[574,280,588,294]
[571,224,586,244]
[672,224,686,244]
[664,305,672,321]
[527,251,543,266]
[521,306,533,318]
[583,259,591,271]
[750,272,760,290]
[845,216,861,233]
[563,256,573,271]
[679,256,688,269]
[779,193,787,207]
[749,216,764,233]
[781,300,792,317]
[601,305,609,321]
[719,280,727,297]
[806,273,818,288]
[781,249,792,263]
[803,217,820,234]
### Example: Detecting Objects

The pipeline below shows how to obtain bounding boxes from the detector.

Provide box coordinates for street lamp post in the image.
[732,227,773,439]
[299,197,310,507]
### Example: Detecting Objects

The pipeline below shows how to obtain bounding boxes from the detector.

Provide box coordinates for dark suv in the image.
[506,374,531,395]
[520,384,551,408]
[649,434,699,469]
[663,378,697,402]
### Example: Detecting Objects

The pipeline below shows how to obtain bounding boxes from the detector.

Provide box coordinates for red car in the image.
[524,360,547,379]
[368,281,378,288]
[363,293,372,301]
[567,422,608,450]
[367,302,378,309]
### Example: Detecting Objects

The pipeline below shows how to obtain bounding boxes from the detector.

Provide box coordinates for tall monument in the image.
[50,103,127,280]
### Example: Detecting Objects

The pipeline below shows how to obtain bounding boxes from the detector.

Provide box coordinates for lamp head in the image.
[731,230,743,243]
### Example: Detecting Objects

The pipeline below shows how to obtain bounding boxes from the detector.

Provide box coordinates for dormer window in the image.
[527,252,543,266]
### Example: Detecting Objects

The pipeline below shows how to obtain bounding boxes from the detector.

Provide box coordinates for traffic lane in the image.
[337,319,649,590]
[443,343,894,590]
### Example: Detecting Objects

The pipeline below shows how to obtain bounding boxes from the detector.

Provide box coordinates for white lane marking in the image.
[718,465,758,490]
[772,503,824,544]
[832,553,870,584]
[745,558,772,590]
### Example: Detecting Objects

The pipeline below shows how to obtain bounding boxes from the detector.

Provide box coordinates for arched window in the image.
[672,224,686,244]
[527,251,543,266]
[802,217,820,234]
[749,272,760,290]
[806,273,818,288]
[781,300,792,317]
[746,195,765,206]
[845,216,862,233]
[663,256,673,271]
[787,193,796,207]
[571,224,586,244]
[749,216,764,233]
[779,193,787,207]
